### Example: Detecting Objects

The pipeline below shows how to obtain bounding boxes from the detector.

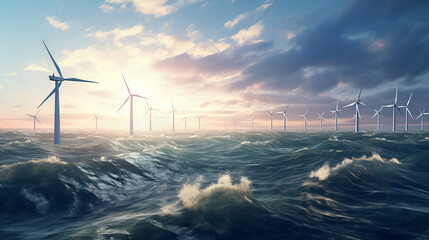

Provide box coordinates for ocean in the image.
[0,131,428,239]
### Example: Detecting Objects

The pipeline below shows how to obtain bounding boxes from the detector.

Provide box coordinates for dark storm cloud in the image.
[230,0,429,94]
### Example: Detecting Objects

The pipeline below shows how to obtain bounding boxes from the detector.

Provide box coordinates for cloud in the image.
[46,16,69,31]
[104,0,201,17]
[228,0,429,95]
[99,4,115,13]
[86,24,144,46]
[231,22,263,46]
[24,64,51,73]
[224,0,273,28]
[5,72,17,76]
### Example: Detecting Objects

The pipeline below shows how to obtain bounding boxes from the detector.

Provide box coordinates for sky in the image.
[1,0,429,131]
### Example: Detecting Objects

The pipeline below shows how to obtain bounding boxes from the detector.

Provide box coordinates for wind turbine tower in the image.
[317,112,325,131]
[92,113,101,131]
[277,105,289,132]
[372,107,383,131]
[181,112,189,131]
[232,118,239,131]
[117,73,147,136]
[381,88,404,132]
[195,114,206,131]
[249,115,255,131]
[416,108,429,131]
[26,111,41,131]
[143,100,158,132]
[343,88,369,132]
[330,100,342,131]
[167,102,177,132]
[399,92,414,131]
[38,41,98,144]
[299,109,309,131]
[267,109,276,131]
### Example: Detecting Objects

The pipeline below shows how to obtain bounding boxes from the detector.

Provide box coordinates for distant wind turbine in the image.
[372,107,383,131]
[399,92,414,131]
[277,105,289,132]
[92,113,101,131]
[299,109,309,131]
[181,112,189,131]
[381,88,404,132]
[267,109,276,131]
[416,108,429,131]
[167,102,177,132]
[195,114,206,131]
[232,118,239,131]
[249,115,255,131]
[317,112,325,131]
[143,100,158,132]
[343,88,369,132]
[117,73,147,136]
[330,100,342,131]
[26,111,40,131]
[38,40,98,144]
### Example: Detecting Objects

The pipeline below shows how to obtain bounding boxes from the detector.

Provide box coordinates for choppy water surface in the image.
[0,131,428,239]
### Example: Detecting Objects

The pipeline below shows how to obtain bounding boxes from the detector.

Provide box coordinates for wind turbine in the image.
[299,109,309,131]
[195,114,206,131]
[167,102,177,132]
[330,100,342,131]
[117,73,147,136]
[343,88,369,132]
[232,118,239,131]
[317,112,325,131]
[181,112,189,131]
[143,100,158,132]
[26,111,40,131]
[381,88,404,132]
[38,40,98,144]
[92,113,101,131]
[416,108,429,130]
[249,115,255,131]
[277,105,289,131]
[372,107,383,131]
[399,92,414,131]
[267,109,276,131]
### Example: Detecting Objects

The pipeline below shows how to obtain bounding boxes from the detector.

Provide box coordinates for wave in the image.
[309,153,400,181]
[1,156,67,168]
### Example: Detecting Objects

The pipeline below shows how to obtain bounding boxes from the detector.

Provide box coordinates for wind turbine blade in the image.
[343,102,355,108]
[121,72,131,95]
[152,108,159,112]
[337,111,342,119]
[38,87,56,108]
[407,92,413,106]
[26,114,34,118]
[63,78,98,83]
[357,88,362,101]
[407,108,414,119]
[167,111,173,115]
[394,88,398,105]
[356,105,361,119]
[145,99,150,108]
[201,115,206,118]
[371,111,378,119]
[143,109,149,118]
[132,94,148,99]
[382,104,394,108]
[117,96,130,112]
[35,110,40,116]
[336,100,339,110]
[305,109,308,115]
[42,40,63,78]
[397,106,404,118]
[35,117,41,124]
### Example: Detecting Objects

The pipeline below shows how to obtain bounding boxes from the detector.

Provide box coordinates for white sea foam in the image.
[374,137,386,141]
[8,139,31,144]
[240,141,251,145]
[425,137,429,141]
[294,147,308,152]
[1,156,67,168]
[21,188,49,213]
[178,174,251,208]
[309,153,400,181]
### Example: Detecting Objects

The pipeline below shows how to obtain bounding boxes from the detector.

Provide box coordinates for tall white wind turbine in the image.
[372,107,383,131]
[195,114,206,131]
[181,112,189,131]
[232,118,239,131]
[38,41,98,144]
[143,100,158,132]
[92,113,101,131]
[416,108,429,131]
[167,102,177,132]
[26,111,41,131]
[267,109,276,131]
[117,73,147,136]
[381,88,404,132]
[343,88,369,132]
[317,112,325,131]
[399,92,414,131]
[330,100,342,131]
[299,109,309,131]
[277,105,289,132]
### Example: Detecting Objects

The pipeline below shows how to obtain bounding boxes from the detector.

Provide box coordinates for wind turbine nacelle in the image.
[49,75,64,81]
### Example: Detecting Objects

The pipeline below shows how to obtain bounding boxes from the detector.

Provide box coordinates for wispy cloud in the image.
[86,24,144,44]
[99,4,115,13]
[24,64,51,73]
[46,16,69,31]
[224,0,273,28]
[104,0,201,17]
[5,72,17,76]
[231,22,263,46]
